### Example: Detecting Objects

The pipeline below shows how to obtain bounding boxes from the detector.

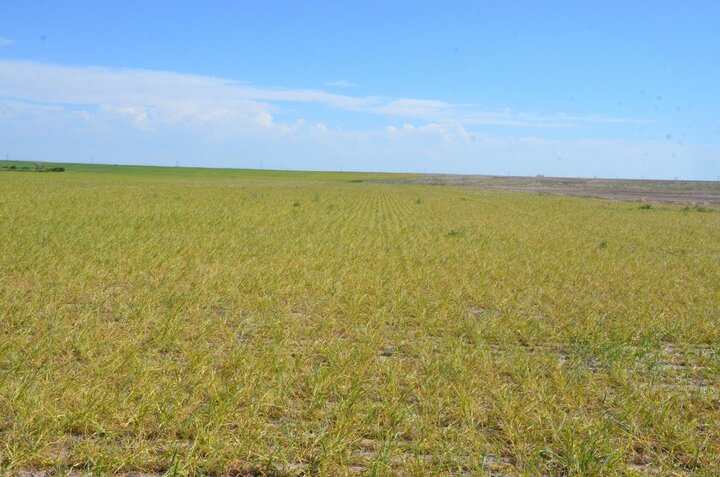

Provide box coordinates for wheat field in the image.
[1,166,719,476]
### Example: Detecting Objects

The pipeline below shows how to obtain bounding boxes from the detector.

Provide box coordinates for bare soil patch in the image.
[381,174,720,206]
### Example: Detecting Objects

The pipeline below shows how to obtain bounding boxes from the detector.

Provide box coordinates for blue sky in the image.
[1,1,718,179]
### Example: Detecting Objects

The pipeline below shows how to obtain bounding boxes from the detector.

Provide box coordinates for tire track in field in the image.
[378,187,433,279]
[304,186,379,286]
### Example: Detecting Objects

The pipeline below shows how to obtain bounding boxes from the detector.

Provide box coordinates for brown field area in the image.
[381,174,720,206]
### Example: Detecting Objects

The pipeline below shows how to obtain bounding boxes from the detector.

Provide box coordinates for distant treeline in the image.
[1,163,65,172]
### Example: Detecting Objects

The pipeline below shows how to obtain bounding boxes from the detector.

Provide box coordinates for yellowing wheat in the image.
[1,168,718,475]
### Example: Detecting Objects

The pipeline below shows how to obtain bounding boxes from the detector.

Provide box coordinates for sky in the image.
[1,1,719,179]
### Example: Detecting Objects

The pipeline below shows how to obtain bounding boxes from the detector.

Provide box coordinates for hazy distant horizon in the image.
[6,157,720,183]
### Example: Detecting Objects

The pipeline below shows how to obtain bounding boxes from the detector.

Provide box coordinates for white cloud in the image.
[2,60,708,179]
[0,61,277,129]
[374,99,453,118]
[99,105,151,128]
[324,80,358,88]
[373,102,643,128]
[0,99,63,117]
[0,38,12,47]
[0,60,645,131]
